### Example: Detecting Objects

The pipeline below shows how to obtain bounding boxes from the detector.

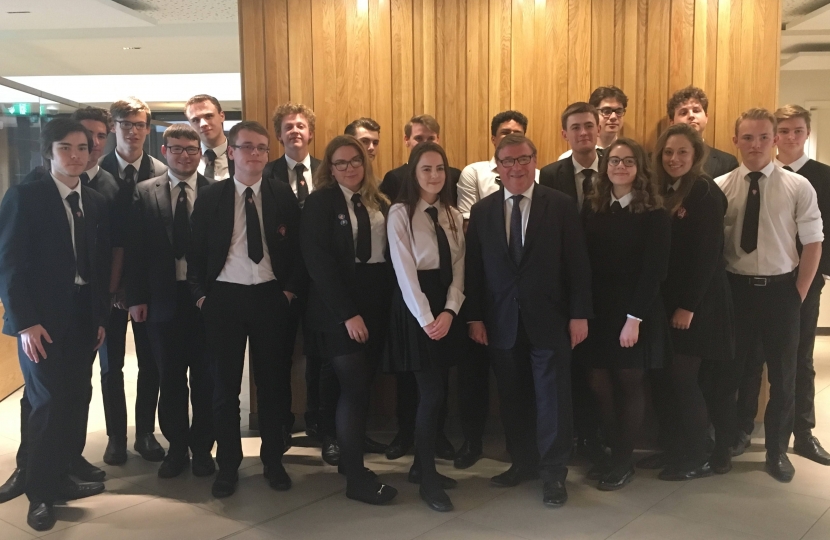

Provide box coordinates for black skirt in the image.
[383,269,465,373]
[304,262,391,362]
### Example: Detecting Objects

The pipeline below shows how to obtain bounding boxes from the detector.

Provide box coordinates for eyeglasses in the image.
[116,120,148,130]
[165,145,201,155]
[497,155,535,168]
[599,107,626,118]
[231,144,269,154]
[332,156,364,171]
[608,157,637,168]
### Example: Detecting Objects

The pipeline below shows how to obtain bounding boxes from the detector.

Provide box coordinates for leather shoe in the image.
[211,470,239,498]
[794,435,830,466]
[453,440,483,470]
[542,480,567,507]
[346,476,398,505]
[70,457,106,482]
[490,464,539,487]
[27,502,55,532]
[59,478,105,500]
[385,432,414,460]
[134,433,165,462]
[576,437,609,464]
[636,451,674,470]
[408,466,457,489]
[363,436,387,454]
[191,454,217,477]
[103,438,127,465]
[766,452,795,482]
[711,447,732,474]
[435,433,456,460]
[586,461,612,481]
[419,485,453,512]
[0,468,26,503]
[598,465,634,491]
[158,454,190,479]
[658,460,713,481]
[731,431,752,457]
[322,436,341,466]
[264,463,292,491]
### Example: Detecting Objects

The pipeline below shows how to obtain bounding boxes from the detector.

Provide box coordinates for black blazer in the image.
[24,166,119,206]
[0,176,111,338]
[539,149,604,205]
[465,184,593,350]
[126,172,212,322]
[380,163,462,205]
[703,145,739,180]
[262,155,321,198]
[186,175,305,303]
[796,159,830,275]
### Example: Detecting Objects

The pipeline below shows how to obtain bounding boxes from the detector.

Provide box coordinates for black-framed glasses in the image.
[608,157,637,168]
[164,145,201,155]
[498,154,534,168]
[332,156,364,171]
[116,120,148,130]
[599,107,626,118]
[231,144,269,154]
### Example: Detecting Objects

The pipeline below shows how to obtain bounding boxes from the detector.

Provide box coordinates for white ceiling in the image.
[782,1,830,71]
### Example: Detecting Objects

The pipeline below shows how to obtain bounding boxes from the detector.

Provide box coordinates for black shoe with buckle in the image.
[0,468,26,503]
[346,472,398,505]
[793,435,830,466]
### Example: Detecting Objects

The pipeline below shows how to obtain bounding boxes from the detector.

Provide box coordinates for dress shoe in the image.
[346,475,398,505]
[576,437,610,464]
[27,502,55,532]
[0,468,25,503]
[765,452,795,483]
[264,463,292,491]
[710,447,732,474]
[408,466,457,489]
[598,465,634,491]
[542,480,568,507]
[158,454,190,479]
[191,454,217,477]
[363,436,388,454]
[322,436,341,466]
[731,431,752,457]
[70,457,106,482]
[490,464,539,487]
[59,478,105,500]
[103,438,128,465]
[134,433,165,462]
[453,440,483,469]
[586,461,612,481]
[435,433,456,460]
[385,432,414,460]
[636,451,674,470]
[211,470,239,498]
[419,485,453,512]
[793,435,830,466]
[658,459,713,481]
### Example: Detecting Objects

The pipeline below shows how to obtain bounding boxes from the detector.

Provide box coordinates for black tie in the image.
[244,187,264,263]
[509,195,524,266]
[667,185,676,195]
[425,206,453,288]
[80,172,90,185]
[173,183,190,259]
[581,169,594,210]
[124,164,136,185]
[783,165,794,172]
[294,163,308,205]
[66,192,89,282]
[610,200,623,213]
[352,193,371,263]
[741,172,763,254]
[204,149,217,180]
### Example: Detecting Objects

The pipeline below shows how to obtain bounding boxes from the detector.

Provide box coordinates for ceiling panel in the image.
[0,0,155,30]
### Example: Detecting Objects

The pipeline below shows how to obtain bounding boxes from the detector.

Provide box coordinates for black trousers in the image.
[571,353,601,444]
[737,275,823,439]
[729,273,801,455]
[204,280,292,472]
[489,318,573,482]
[457,339,490,444]
[146,283,214,458]
[98,306,159,439]
[19,286,96,503]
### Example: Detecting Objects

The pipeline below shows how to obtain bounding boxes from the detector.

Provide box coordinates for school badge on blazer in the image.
[278,224,287,236]
[338,213,348,226]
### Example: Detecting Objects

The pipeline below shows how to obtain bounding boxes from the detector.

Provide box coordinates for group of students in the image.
[0,84,829,532]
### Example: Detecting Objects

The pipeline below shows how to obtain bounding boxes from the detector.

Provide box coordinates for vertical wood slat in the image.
[669,0,695,94]
[466,0,490,165]
[369,0,394,176]
[311,0,337,156]
[239,0,268,132]
[262,0,290,143]
[488,0,512,122]
[644,0,670,149]
[390,0,414,166]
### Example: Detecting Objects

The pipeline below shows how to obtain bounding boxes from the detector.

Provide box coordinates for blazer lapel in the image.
[489,187,513,267]
[81,186,99,276]
[520,188,549,265]
[332,187,355,271]
[45,180,76,265]
[217,180,236,259]
[154,174,174,246]
[261,176,279,250]
[275,156,290,185]
[560,158,579,201]
[138,154,153,182]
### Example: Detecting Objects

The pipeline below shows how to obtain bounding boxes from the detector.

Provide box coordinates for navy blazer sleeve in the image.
[463,204,486,322]
[559,197,594,319]
[186,186,212,304]
[628,208,671,319]
[0,187,38,334]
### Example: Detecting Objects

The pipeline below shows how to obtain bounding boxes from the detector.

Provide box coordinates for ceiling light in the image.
[123,46,142,50]
[7,11,31,14]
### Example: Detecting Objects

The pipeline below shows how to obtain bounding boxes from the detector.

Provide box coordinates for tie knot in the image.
[66,191,80,207]
[424,205,439,222]
[747,171,764,183]
[783,165,794,172]
[124,164,136,181]
[204,149,217,162]
[583,169,594,180]
[294,163,306,174]
[511,194,523,204]
[244,187,254,200]
[351,192,362,206]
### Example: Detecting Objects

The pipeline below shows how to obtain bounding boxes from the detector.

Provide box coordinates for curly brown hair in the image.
[589,138,662,214]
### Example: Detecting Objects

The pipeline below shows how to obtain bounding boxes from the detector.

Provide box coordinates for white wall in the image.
[779,69,830,163]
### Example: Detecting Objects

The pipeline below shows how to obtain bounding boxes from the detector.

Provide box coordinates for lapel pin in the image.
[278,225,287,236]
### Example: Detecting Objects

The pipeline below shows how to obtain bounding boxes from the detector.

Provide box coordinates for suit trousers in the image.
[98,306,159,439]
[146,283,214,458]
[489,318,573,482]
[204,280,292,472]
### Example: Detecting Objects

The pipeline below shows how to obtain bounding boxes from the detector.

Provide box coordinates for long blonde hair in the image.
[313,135,389,212]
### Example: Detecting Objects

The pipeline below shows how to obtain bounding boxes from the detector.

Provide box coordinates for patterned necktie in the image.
[173,183,190,259]
[740,171,763,254]
[352,193,371,263]
[244,187,264,263]
[425,206,453,287]
[509,195,524,266]
[124,164,137,185]
[581,169,594,211]
[66,192,89,282]
[204,149,217,180]
[294,163,308,205]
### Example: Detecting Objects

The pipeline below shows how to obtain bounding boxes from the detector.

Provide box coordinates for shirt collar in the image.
[285,153,311,171]
[202,136,228,156]
[488,157,498,173]
[774,153,809,173]
[51,174,82,199]
[504,181,535,201]
[738,161,775,181]
[339,182,360,200]
[572,153,599,175]
[84,164,99,179]
[416,197,442,213]
[611,191,633,208]
[169,170,198,190]
[670,178,682,192]
[115,150,143,175]
[233,177,262,196]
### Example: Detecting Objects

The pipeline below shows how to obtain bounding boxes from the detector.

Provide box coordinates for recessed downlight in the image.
[123,46,142,50]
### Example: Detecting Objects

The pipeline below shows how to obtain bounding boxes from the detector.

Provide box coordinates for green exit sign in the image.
[5,103,32,116]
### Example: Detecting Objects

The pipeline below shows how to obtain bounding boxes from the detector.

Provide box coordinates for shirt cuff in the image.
[417,313,435,327]
[626,314,642,322]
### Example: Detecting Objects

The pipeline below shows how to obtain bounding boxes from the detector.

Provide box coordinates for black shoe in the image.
[435,433,456,461]
[794,435,830,466]
[658,460,713,481]
[490,464,539,487]
[134,433,165,462]
[264,463,292,491]
[598,465,634,491]
[70,457,106,482]
[59,478,105,500]
[211,470,239,498]
[408,466,457,489]
[731,431,752,457]
[576,437,609,464]
[305,421,320,440]
[453,440,483,470]
[363,436,388,454]
[191,454,217,477]
[322,436,341,466]
[385,432,414,460]
[543,480,568,507]
[586,461,613,481]
[711,447,732,474]
[158,454,190,479]
[766,452,795,482]
[0,468,25,503]
[419,485,453,512]
[282,428,293,452]
[103,438,127,465]
[346,475,398,505]
[636,451,674,470]
[27,502,55,532]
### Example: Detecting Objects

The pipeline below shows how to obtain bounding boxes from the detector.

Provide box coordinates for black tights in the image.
[330,351,373,485]
[671,355,709,460]
[590,368,645,467]
[411,363,449,490]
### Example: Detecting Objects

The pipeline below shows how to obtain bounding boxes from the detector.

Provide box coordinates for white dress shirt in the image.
[558,145,602,160]
[115,151,143,181]
[216,177,276,285]
[169,171,198,281]
[388,199,465,327]
[774,153,810,174]
[52,175,87,285]
[198,137,230,180]
[573,154,600,208]
[716,162,823,276]
[611,191,633,208]
[83,164,100,180]
[456,158,540,219]
[338,183,386,263]
[285,154,314,197]
[504,182,535,246]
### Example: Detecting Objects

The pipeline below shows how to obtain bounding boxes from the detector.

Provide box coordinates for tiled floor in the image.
[1,338,830,539]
